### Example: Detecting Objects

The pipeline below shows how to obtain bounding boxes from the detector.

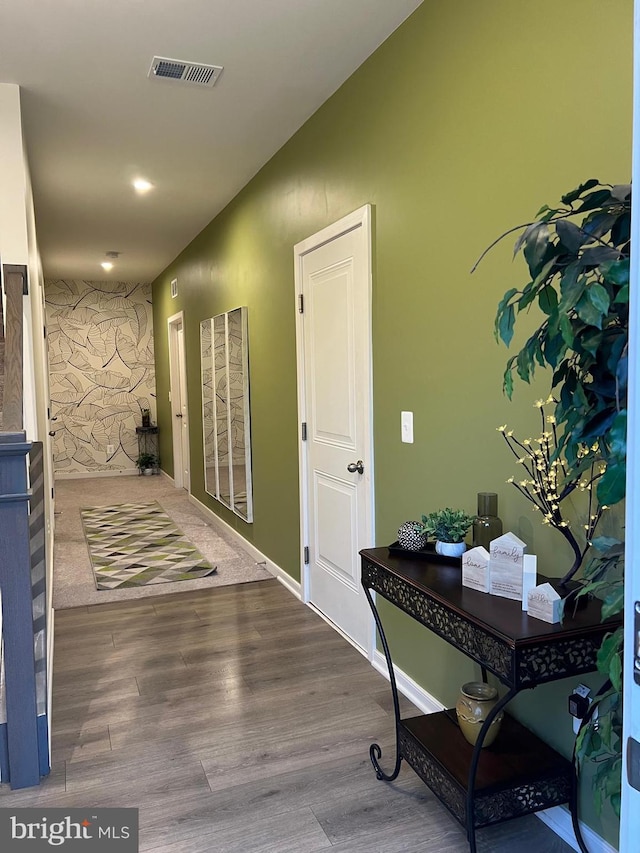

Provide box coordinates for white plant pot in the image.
[143,468,153,476]
[435,540,467,558]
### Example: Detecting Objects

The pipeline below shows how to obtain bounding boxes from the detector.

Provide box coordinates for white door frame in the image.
[167,311,190,490]
[294,204,376,659]
[620,2,640,845]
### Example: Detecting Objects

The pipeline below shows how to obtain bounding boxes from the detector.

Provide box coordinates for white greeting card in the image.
[527,582,564,624]
[521,554,538,611]
[462,546,490,593]
[489,532,527,601]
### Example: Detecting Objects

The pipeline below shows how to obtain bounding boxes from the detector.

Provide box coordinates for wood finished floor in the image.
[0,579,574,852]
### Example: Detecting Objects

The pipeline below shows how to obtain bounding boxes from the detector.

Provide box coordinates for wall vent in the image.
[148,56,223,88]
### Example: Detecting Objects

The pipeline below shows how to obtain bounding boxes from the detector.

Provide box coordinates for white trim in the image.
[167,310,189,490]
[54,469,138,480]
[187,493,301,598]
[307,601,370,658]
[536,806,615,853]
[294,204,375,657]
[45,607,54,762]
[371,650,445,715]
[621,5,640,849]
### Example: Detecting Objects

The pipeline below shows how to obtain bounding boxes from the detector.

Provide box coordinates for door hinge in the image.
[298,294,304,313]
[627,737,640,791]
[301,422,307,441]
[304,546,310,564]
[51,487,55,500]
[43,325,47,338]
[635,601,640,685]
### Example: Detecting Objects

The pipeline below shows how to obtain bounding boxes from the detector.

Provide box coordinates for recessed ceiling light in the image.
[101,262,114,272]
[133,178,153,194]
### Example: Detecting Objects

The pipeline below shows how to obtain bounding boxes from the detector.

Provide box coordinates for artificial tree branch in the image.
[498,400,605,586]
[471,200,628,275]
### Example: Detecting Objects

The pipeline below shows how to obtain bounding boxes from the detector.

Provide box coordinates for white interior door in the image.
[176,325,190,489]
[168,312,190,491]
[295,205,374,655]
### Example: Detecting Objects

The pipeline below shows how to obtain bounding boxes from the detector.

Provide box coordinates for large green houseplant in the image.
[483,179,629,818]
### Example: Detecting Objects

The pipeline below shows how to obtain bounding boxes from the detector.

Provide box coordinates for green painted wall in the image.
[152,0,632,844]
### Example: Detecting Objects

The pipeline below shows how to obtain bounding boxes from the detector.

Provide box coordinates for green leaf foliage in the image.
[489,181,628,493]
[420,508,475,543]
[576,187,614,213]
[538,285,558,315]
[560,179,600,205]
[557,263,584,311]
[588,282,610,316]
[555,218,585,254]
[494,287,518,344]
[600,258,630,285]
[575,290,604,328]
[498,304,515,348]
[597,459,626,506]
[523,222,551,278]
[484,181,629,823]
[601,585,624,620]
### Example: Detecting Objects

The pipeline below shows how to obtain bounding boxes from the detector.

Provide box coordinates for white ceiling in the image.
[0,0,423,282]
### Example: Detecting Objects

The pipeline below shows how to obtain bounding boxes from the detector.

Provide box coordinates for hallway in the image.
[51,475,271,609]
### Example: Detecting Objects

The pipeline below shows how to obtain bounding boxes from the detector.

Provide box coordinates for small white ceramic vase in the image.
[435,540,467,557]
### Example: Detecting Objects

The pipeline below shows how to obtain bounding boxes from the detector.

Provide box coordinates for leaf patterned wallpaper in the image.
[45,280,155,475]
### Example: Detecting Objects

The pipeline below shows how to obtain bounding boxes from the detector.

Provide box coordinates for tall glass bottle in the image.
[472,492,503,550]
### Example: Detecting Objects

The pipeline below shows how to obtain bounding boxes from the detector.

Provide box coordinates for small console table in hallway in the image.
[360,547,619,853]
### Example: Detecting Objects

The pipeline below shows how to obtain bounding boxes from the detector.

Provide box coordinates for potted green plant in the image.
[420,508,475,557]
[136,452,158,475]
[484,179,629,822]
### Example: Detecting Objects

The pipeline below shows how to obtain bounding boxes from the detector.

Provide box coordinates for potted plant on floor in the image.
[136,452,158,475]
[420,507,475,557]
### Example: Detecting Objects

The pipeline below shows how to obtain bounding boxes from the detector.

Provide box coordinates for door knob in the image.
[175,413,183,418]
[347,460,364,475]
[48,431,56,437]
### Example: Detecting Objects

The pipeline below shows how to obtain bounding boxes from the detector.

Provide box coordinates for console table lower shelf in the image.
[394,709,571,830]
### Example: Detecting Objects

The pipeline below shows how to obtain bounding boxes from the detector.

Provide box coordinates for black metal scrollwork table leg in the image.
[362,581,402,781]
[465,686,518,853]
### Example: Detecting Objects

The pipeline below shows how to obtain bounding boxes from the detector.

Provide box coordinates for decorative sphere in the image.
[397,521,427,551]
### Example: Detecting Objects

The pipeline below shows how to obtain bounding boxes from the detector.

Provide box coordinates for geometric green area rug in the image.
[80,501,217,589]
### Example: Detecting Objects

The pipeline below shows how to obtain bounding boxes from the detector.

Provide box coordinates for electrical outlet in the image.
[569,683,594,734]
[106,444,115,455]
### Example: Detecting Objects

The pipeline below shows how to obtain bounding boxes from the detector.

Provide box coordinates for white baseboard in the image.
[54,469,138,480]
[371,649,445,715]
[187,493,301,598]
[536,806,615,853]
[306,601,370,658]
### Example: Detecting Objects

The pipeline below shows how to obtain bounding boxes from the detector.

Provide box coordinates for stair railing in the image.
[0,263,43,788]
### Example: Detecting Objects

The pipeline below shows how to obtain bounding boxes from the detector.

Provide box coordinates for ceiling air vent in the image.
[148,56,223,88]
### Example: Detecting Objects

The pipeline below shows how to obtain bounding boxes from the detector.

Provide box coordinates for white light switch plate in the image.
[401,411,414,443]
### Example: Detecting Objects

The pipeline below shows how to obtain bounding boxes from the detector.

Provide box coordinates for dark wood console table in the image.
[360,547,619,853]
